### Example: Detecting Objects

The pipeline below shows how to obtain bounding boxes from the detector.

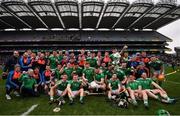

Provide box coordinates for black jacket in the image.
[3,56,19,72]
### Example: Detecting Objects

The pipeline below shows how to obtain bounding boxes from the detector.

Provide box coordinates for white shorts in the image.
[90,81,99,88]
[154,70,161,74]
[45,80,51,84]
[72,91,79,96]
[112,89,119,94]
[57,90,63,96]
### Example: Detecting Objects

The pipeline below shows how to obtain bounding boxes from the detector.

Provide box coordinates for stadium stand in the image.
[0,0,180,61]
[175,47,180,57]
[0,31,171,53]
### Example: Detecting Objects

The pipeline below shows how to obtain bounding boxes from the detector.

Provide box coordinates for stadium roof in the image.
[0,0,180,31]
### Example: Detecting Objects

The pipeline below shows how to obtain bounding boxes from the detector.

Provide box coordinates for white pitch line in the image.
[166,81,180,85]
[21,104,38,116]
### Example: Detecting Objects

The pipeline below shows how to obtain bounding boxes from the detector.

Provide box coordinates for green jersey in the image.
[55,68,61,79]
[110,54,115,61]
[126,80,140,90]
[95,73,105,82]
[19,74,37,89]
[105,70,113,80]
[64,67,73,80]
[137,78,153,90]
[73,67,83,76]
[86,57,97,67]
[69,80,82,91]
[100,67,107,74]
[49,55,58,69]
[122,68,133,76]
[82,67,95,83]
[110,53,120,61]
[58,55,63,63]
[116,69,126,81]
[109,79,120,90]
[149,60,163,71]
[56,80,68,91]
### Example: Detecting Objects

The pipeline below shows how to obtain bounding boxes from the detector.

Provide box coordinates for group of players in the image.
[2,46,176,109]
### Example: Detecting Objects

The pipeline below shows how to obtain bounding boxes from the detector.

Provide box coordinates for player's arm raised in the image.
[60,64,65,74]
[119,45,128,55]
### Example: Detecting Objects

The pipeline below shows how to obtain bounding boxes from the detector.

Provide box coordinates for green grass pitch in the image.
[0,67,180,115]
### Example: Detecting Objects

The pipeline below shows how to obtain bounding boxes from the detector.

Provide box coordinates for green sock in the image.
[80,96,83,101]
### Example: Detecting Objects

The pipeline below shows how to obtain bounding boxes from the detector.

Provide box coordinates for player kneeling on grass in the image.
[107,74,121,100]
[89,67,106,92]
[67,73,84,104]
[126,75,149,108]
[49,74,68,103]
[19,69,39,97]
[138,72,175,104]
[5,64,21,100]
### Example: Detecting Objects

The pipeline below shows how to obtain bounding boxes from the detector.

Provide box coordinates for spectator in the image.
[3,51,20,75]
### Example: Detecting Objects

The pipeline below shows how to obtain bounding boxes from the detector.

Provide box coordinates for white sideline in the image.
[166,81,180,85]
[21,104,38,116]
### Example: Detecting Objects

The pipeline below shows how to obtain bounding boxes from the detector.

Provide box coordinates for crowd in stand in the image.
[0,46,177,109]
[159,54,180,67]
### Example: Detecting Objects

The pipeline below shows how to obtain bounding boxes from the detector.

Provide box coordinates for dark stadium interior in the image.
[0,0,180,63]
[0,30,171,52]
